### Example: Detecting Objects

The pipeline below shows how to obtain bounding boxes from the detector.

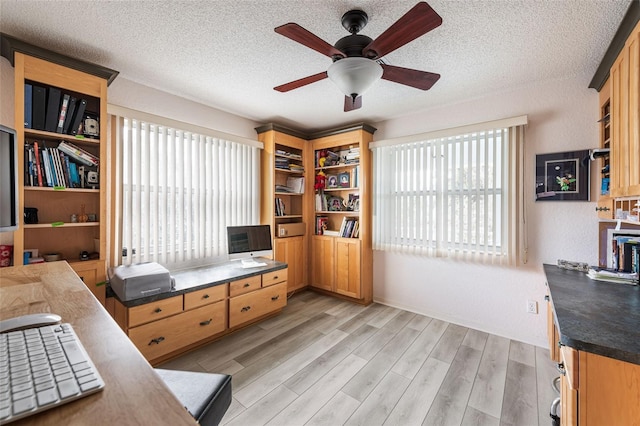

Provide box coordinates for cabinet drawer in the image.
[229,282,287,328]
[128,295,183,328]
[262,268,288,287]
[128,301,226,362]
[184,284,227,310]
[229,275,261,297]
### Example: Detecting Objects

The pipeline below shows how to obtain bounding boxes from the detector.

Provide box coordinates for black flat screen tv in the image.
[227,225,273,260]
[0,125,19,233]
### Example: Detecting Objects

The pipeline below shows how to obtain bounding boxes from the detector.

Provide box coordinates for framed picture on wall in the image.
[535,150,590,201]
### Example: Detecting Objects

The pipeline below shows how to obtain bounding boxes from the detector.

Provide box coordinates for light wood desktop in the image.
[0,261,195,425]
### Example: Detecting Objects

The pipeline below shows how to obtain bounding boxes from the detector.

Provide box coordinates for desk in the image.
[0,261,195,425]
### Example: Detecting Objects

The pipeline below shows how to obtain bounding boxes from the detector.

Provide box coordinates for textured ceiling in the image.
[0,0,631,132]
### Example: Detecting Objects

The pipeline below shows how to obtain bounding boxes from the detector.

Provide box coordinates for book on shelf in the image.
[44,87,62,132]
[57,141,99,167]
[316,216,328,235]
[62,96,78,134]
[33,141,44,186]
[276,149,302,160]
[338,217,359,238]
[611,235,640,272]
[275,198,286,216]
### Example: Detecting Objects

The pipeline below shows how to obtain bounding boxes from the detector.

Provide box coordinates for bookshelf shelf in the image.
[315,163,359,171]
[274,215,303,219]
[24,128,100,146]
[24,187,100,194]
[24,222,100,229]
[275,191,302,196]
[275,168,304,175]
[315,211,360,215]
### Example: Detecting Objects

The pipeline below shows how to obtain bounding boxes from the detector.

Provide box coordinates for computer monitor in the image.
[0,125,19,233]
[227,225,273,260]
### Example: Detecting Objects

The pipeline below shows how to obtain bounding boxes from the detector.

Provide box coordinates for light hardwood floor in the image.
[159,291,558,426]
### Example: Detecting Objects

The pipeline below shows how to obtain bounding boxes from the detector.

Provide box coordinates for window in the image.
[371,116,526,265]
[110,108,261,269]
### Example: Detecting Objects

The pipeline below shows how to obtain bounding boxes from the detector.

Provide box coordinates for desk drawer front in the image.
[129,301,226,361]
[184,284,227,310]
[229,282,287,328]
[230,275,261,297]
[128,295,183,327]
[262,269,287,287]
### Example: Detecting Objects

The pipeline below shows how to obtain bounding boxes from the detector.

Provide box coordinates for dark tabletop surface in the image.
[543,264,640,365]
[112,258,287,307]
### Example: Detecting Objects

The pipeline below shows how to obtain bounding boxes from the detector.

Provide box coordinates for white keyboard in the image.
[0,323,105,423]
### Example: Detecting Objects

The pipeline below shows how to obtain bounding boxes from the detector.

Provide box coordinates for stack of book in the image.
[25,141,98,188]
[275,198,286,216]
[339,217,359,238]
[275,157,290,170]
[340,147,360,164]
[587,267,638,285]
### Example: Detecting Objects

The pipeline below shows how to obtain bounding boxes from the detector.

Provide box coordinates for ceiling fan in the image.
[274,2,442,112]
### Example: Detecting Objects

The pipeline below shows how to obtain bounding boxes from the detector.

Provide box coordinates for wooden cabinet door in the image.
[274,236,304,292]
[71,260,105,306]
[610,21,640,197]
[311,236,334,291]
[546,295,560,363]
[335,238,361,299]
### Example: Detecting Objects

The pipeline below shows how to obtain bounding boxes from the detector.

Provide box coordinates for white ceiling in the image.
[0,0,631,132]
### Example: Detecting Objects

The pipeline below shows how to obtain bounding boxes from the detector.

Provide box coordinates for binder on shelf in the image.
[44,87,61,132]
[63,96,77,134]
[32,85,47,130]
[24,83,33,129]
[68,98,87,135]
[57,141,99,167]
[56,94,70,133]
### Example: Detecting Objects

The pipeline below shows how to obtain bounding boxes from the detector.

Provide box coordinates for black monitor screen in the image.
[0,125,18,233]
[227,225,272,259]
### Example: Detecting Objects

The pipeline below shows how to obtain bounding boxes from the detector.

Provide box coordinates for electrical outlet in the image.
[526,300,538,314]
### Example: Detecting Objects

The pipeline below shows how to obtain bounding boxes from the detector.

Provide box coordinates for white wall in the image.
[372,73,600,347]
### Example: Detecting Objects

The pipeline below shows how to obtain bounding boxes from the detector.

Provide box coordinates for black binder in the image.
[24,83,33,129]
[68,99,87,135]
[44,87,62,132]
[63,96,77,134]
[32,85,47,130]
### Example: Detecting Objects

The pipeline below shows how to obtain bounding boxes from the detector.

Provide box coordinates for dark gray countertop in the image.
[543,264,640,365]
[113,258,287,308]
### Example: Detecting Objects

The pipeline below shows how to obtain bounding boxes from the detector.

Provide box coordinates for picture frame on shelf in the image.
[326,174,338,189]
[327,196,343,211]
[348,194,360,212]
[535,150,590,201]
[338,172,350,188]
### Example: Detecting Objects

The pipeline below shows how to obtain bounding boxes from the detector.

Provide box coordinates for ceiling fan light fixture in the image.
[327,57,383,99]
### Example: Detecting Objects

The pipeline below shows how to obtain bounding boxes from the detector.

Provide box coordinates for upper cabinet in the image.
[610,20,640,198]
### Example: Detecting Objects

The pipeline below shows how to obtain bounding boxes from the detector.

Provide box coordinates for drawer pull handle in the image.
[544,295,550,301]
[244,283,251,288]
[271,295,280,301]
[149,337,165,345]
[241,306,251,312]
[200,319,212,326]
[595,206,611,212]
[154,308,162,313]
[273,276,278,280]
[203,294,210,299]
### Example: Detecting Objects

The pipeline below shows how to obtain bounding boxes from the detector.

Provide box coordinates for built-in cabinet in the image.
[257,125,310,293]
[309,126,375,304]
[115,267,288,365]
[609,19,640,198]
[3,40,117,305]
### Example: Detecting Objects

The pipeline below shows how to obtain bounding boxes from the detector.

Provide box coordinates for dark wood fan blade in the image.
[274,71,328,92]
[381,64,440,90]
[275,23,346,59]
[363,2,442,59]
[344,95,362,112]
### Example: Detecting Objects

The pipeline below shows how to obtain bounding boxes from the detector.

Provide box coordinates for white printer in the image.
[109,262,174,301]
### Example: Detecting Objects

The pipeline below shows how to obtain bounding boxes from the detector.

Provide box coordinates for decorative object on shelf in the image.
[338,172,350,188]
[327,174,338,188]
[348,194,360,212]
[24,207,38,224]
[314,171,326,191]
[78,204,88,223]
[327,196,344,211]
[79,250,90,261]
[535,150,590,201]
[0,245,13,267]
[82,112,100,138]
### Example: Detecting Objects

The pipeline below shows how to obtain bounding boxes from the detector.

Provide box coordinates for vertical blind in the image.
[371,117,526,265]
[110,109,260,268]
